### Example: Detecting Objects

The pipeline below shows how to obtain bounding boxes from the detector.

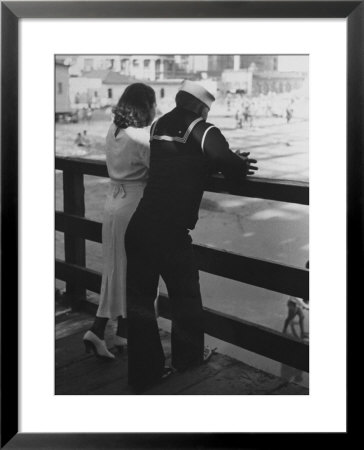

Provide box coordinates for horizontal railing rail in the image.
[55,155,309,372]
[56,156,309,205]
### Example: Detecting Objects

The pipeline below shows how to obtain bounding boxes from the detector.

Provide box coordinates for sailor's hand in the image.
[238,151,258,176]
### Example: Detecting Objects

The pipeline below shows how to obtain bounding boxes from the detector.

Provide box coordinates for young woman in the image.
[83,83,156,359]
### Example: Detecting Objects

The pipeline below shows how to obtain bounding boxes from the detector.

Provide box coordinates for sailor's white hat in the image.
[179,80,215,109]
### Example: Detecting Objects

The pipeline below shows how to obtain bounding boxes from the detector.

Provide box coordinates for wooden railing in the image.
[55,156,309,372]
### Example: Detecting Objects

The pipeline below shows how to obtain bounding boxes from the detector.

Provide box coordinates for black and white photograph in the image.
[1,0,357,442]
[55,54,309,395]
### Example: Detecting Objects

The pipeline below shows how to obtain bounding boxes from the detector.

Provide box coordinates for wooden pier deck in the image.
[56,311,308,395]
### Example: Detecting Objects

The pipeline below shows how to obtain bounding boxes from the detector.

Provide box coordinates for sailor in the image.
[125,80,258,392]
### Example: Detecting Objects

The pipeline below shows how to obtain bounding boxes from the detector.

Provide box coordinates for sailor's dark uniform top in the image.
[134,106,249,230]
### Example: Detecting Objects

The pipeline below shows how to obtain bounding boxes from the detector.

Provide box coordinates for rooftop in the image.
[81,69,111,80]
[102,71,137,85]
[55,58,68,67]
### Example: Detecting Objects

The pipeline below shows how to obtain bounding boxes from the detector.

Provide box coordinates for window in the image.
[226,55,234,70]
[121,59,129,71]
[160,88,165,99]
[144,59,150,68]
[57,82,63,94]
[108,88,112,99]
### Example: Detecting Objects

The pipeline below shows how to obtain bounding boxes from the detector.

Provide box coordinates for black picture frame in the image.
[1,1,361,447]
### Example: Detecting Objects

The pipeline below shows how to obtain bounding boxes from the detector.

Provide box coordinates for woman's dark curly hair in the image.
[113,83,156,135]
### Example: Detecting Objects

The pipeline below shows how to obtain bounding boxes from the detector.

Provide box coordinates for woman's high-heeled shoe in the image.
[114,335,127,354]
[83,330,115,360]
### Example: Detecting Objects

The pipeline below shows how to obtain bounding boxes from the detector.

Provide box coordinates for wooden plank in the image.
[56,348,128,395]
[203,306,309,372]
[269,383,309,395]
[193,244,309,299]
[56,259,101,293]
[177,362,304,395]
[55,304,71,323]
[55,213,308,298]
[55,156,309,204]
[145,354,237,395]
[56,156,108,177]
[206,174,309,205]
[63,170,86,307]
[55,316,94,340]
[56,329,94,370]
[55,211,102,243]
[92,353,237,395]
[54,267,309,372]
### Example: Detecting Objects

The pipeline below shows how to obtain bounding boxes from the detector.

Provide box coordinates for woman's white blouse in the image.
[105,123,150,182]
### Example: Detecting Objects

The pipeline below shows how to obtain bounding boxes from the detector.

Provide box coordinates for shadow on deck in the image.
[56,310,308,395]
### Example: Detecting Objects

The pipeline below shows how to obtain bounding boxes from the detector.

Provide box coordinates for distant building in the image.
[118,55,198,81]
[204,55,279,78]
[69,68,183,108]
[101,71,142,105]
[61,55,308,112]
[207,55,234,77]
[65,55,189,81]
[220,67,307,97]
[63,54,307,82]
[69,70,109,107]
[66,56,119,75]
[220,70,253,95]
[64,54,231,83]
[240,55,279,72]
[55,59,72,119]
[102,71,183,107]
[252,71,306,95]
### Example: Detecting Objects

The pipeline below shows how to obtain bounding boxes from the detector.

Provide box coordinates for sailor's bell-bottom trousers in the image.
[125,219,204,388]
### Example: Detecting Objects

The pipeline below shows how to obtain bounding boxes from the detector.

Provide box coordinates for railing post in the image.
[63,169,86,309]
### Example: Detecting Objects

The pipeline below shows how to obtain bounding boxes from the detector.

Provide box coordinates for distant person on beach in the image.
[235,107,243,129]
[74,132,84,146]
[83,83,157,359]
[82,130,91,148]
[282,296,309,339]
[282,261,309,339]
[86,107,92,122]
[124,80,258,392]
[243,103,253,127]
[286,100,294,124]
[75,131,90,148]
[226,92,232,112]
